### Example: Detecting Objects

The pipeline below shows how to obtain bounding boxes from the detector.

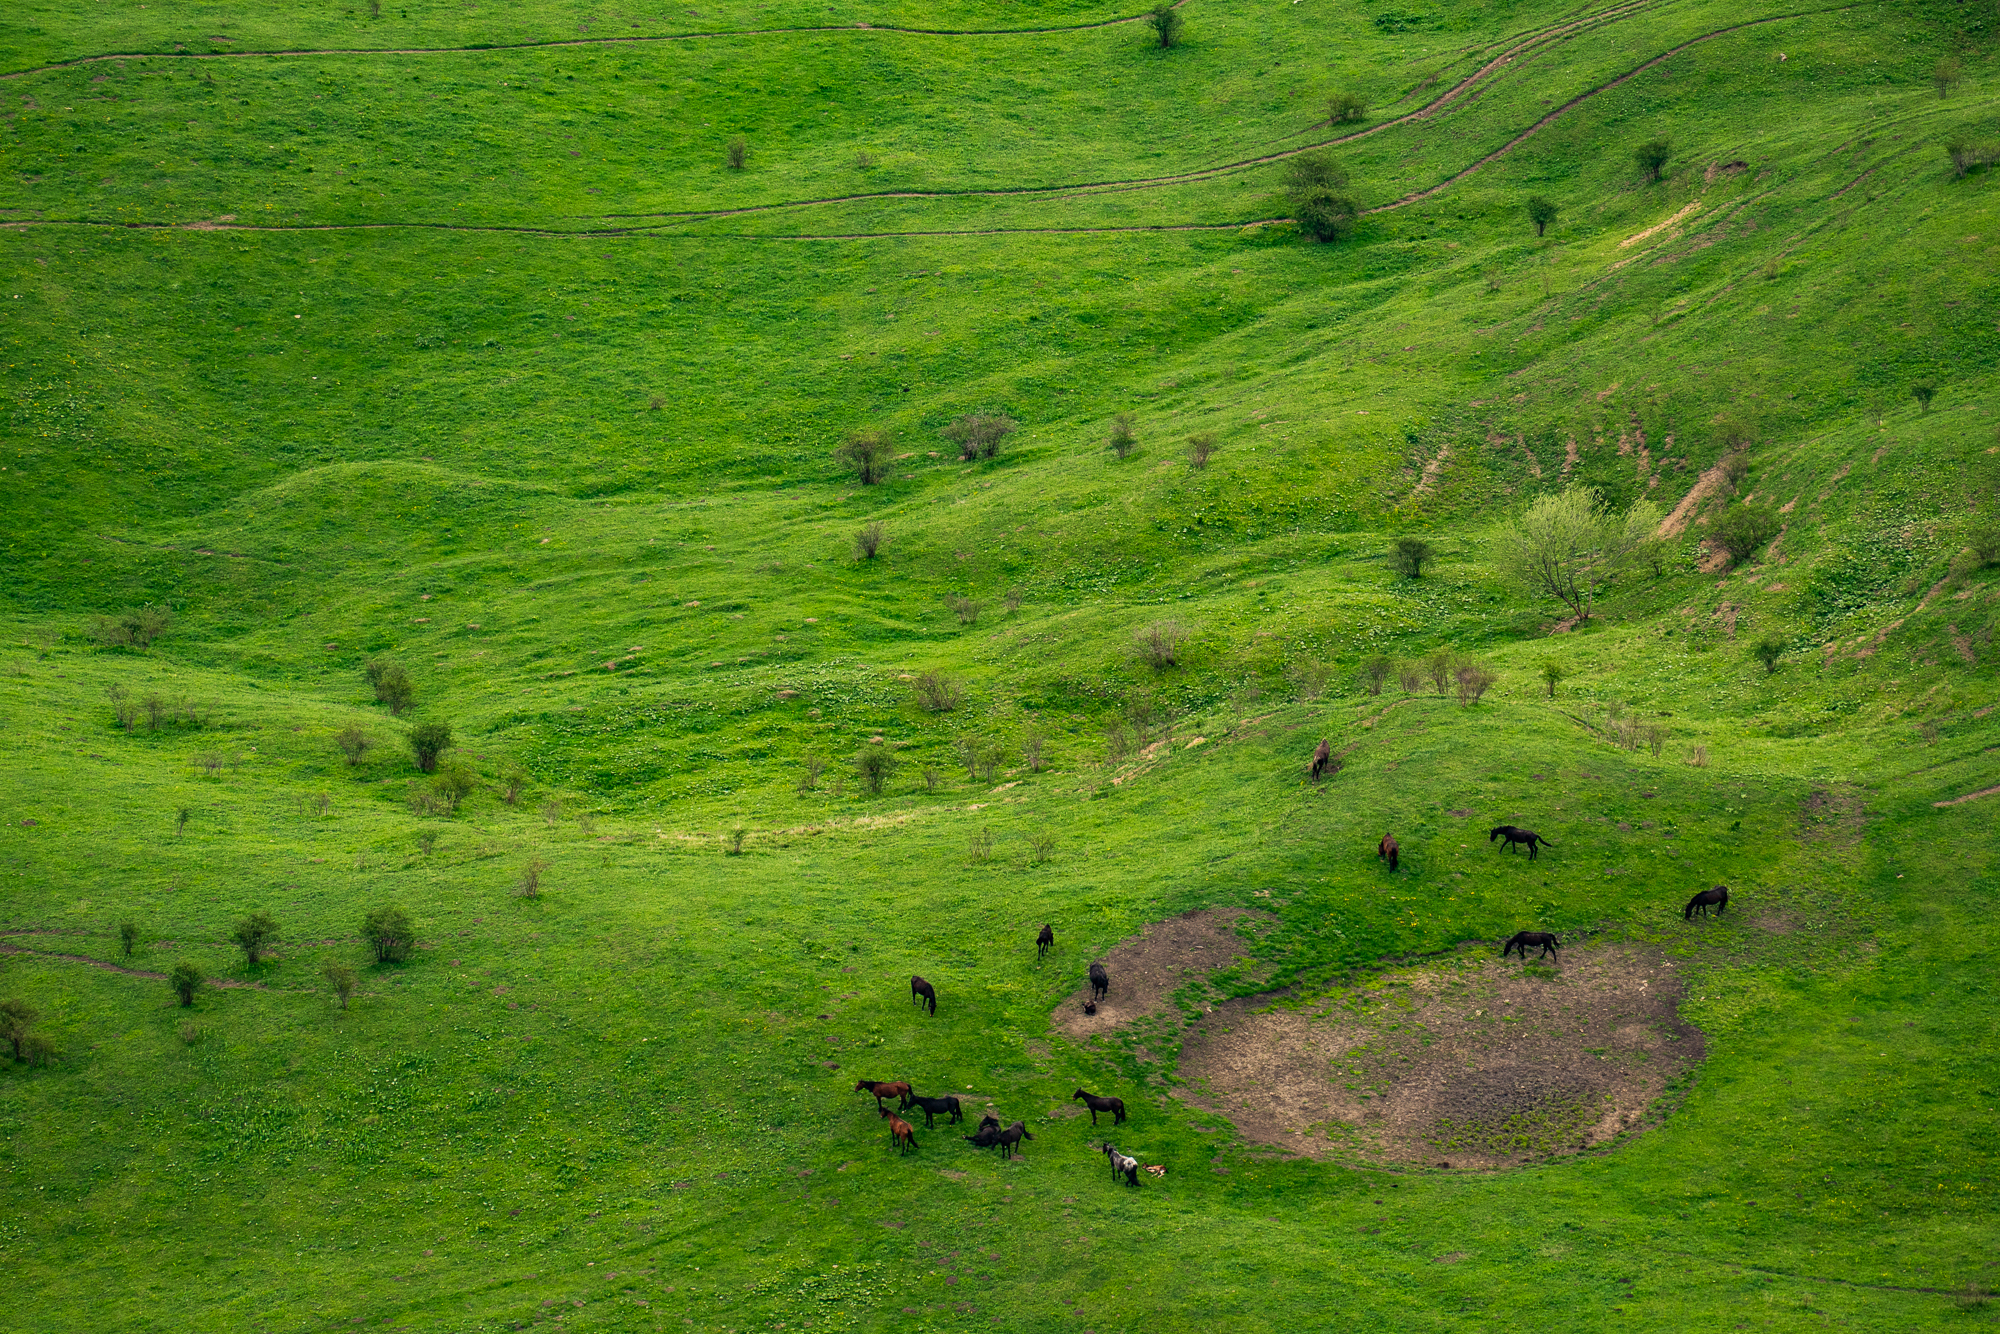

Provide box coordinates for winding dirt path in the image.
[0,939,272,989]
[1934,784,2000,809]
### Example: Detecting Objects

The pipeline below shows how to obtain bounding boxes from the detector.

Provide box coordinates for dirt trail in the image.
[1934,784,2000,808]
[1658,457,1734,538]
[0,940,271,989]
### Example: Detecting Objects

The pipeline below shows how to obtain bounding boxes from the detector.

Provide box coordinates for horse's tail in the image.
[1535,836,1555,847]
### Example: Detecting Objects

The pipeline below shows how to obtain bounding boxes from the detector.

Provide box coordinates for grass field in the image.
[3,0,2000,1329]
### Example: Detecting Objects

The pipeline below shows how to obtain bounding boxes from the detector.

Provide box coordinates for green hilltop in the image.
[1,0,1997,1328]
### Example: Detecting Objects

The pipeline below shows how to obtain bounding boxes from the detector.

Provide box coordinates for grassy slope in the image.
[3,0,2000,1329]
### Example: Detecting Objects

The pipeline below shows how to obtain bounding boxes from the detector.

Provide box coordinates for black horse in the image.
[994,1120,1034,1159]
[1088,963,1110,1003]
[1502,931,1560,961]
[963,1114,1002,1148]
[1489,825,1554,859]
[1684,885,1729,919]
[1072,1089,1126,1126]
[910,975,937,1016]
[903,1094,964,1128]
[1036,924,1055,961]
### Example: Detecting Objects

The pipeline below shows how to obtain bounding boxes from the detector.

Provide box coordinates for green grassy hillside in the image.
[2,0,1998,1329]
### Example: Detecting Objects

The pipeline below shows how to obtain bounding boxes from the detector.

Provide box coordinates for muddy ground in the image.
[1049,908,1275,1051]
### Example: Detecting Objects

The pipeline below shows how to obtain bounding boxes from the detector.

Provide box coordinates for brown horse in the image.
[910,975,937,1016]
[879,1106,917,1154]
[1502,931,1560,961]
[854,1079,911,1109]
[1684,885,1729,919]
[1309,739,1333,781]
[1378,833,1400,871]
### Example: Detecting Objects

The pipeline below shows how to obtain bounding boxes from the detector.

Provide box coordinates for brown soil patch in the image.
[1659,457,1734,539]
[1173,942,1703,1169]
[1050,908,1274,1045]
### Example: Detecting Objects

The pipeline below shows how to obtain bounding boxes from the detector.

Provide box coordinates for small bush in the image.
[1022,730,1046,772]
[1147,1,1182,48]
[1526,195,1558,237]
[417,828,439,856]
[1396,661,1424,694]
[1935,56,1962,99]
[540,798,562,827]
[1283,152,1358,243]
[177,1019,202,1045]
[725,828,746,856]
[948,596,981,626]
[1187,433,1217,470]
[106,683,136,731]
[310,792,331,817]
[1688,743,1708,768]
[855,150,875,169]
[1967,519,2000,568]
[119,920,139,957]
[407,721,453,773]
[977,743,1006,782]
[1540,660,1566,699]
[954,734,982,779]
[169,961,204,1007]
[837,427,893,485]
[88,604,173,649]
[1388,536,1436,579]
[0,999,37,1062]
[913,671,964,712]
[1709,505,1780,567]
[336,723,374,766]
[1003,587,1023,614]
[921,764,941,792]
[1753,637,1784,674]
[324,963,358,1010]
[855,745,897,794]
[1108,413,1137,459]
[18,1033,57,1067]
[231,911,280,966]
[1947,139,2000,178]
[519,858,547,899]
[499,763,528,805]
[726,136,747,169]
[969,827,994,863]
[431,759,477,812]
[143,692,166,731]
[1362,655,1392,696]
[1135,619,1190,669]
[175,805,194,837]
[1911,381,1935,413]
[854,521,887,559]
[1027,828,1055,862]
[363,905,415,962]
[1453,661,1497,705]
[1328,91,1366,124]
[366,660,416,715]
[799,753,827,792]
[1104,719,1133,760]
[1646,725,1666,758]
[1635,137,1671,183]
[942,410,1018,461]
[1425,647,1454,695]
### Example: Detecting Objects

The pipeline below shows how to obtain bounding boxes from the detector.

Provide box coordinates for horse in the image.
[1036,924,1055,961]
[1083,999,1097,1016]
[879,1106,917,1154]
[1088,963,1110,1003]
[994,1120,1033,1159]
[1378,833,1400,871]
[1489,825,1554,859]
[1502,931,1560,961]
[1309,739,1333,781]
[1684,885,1729,919]
[1101,1142,1141,1187]
[905,1094,964,1128]
[853,1079,911,1109]
[963,1114,1002,1148]
[1072,1089,1126,1126]
[910,975,937,1016]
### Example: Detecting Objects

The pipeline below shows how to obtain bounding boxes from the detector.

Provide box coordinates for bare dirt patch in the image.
[1173,942,1702,1169]
[1050,908,1275,1046]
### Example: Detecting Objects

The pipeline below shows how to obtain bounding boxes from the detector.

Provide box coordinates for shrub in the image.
[1028,828,1056,862]
[948,596,981,625]
[1752,638,1784,674]
[855,745,897,794]
[106,683,136,731]
[799,753,827,792]
[1947,139,2000,178]
[366,659,416,715]
[1425,647,1454,695]
[520,858,547,899]
[364,905,415,961]
[500,763,528,805]
[1147,1,1182,48]
[1388,536,1436,579]
[177,1020,203,1046]
[913,671,964,712]
[431,759,477,812]
[1362,655,1392,696]
[921,764,941,792]
[175,805,194,837]
[1688,743,1709,768]
[942,411,1018,461]
[1540,660,1566,699]
[142,692,166,731]
[1935,56,1962,99]
[408,721,453,773]
[119,920,139,957]
[1646,725,1666,758]
[336,723,374,766]
[1453,661,1497,704]
[1186,433,1217,470]
[1967,519,2000,568]
[1708,504,1780,567]
[1911,381,1935,413]
[1635,138,1671,183]
[1283,152,1359,243]
[725,828,746,856]
[1396,661,1424,694]
[18,1033,57,1067]
[854,521,887,559]
[231,911,280,966]
[87,604,173,649]
[1104,718,1133,760]
[954,735,981,779]
[726,136,747,169]
[969,827,994,862]
[837,428,893,485]
[977,743,1006,782]
[1022,730,1046,772]
[1003,586,1023,613]
[1108,413,1137,459]
[169,961,204,1007]
[541,797,563,826]
[1526,195,1559,237]
[417,829,439,855]
[1135,619,1189,669]
[324,963,358,1010]
[310,792,331,817]
[0,999,37,1061]
[1328,91,1367,124]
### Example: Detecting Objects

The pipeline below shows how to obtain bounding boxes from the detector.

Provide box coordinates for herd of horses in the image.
[854,1076,1140,1183]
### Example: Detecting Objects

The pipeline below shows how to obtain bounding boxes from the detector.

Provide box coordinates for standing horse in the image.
[904,1094,964,1128]
[1309,739,1333,781]
[1072,1089,1127,1126]
[1502,931,1560,961]
[853,1079,911,1110]
[1036,925,1055,961]
[994,1120,1033,1159]
[1684,885,1729,919]
[1088,963,1110,1003]
[879,1106,917,1154]
[1101,1142,1141,1187]
[1378,833,1400,871]
[910,975,937,1016]
[1489,825,1554,859]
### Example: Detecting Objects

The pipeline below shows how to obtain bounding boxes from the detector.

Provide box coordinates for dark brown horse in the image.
[854,1079,911,1109]
[1684,885,1729,919]
[1088,963,1109,1003]
[1072,1089,1126,1126]
[964,1114,1002,1147]
[1502,931,1560,961]
[994,1120,1033,1159]
[1036,924,1055,961]
[1309,739,1333,781]
[879,1106,917,1154]
[1378,833,1400,871]
[1489,825,1553,859]
[904,1094,964,1128]
[910,975,937,1016]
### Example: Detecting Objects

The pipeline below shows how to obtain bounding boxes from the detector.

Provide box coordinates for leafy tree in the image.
[854,745,898,795]
[119,920,139,957]
[1328,91,1367,124]
[1540,660,1567,699]
[0,999,37,1061]
[430,759,477,812]
[1753,638,1784,674]
[1526,195,1559,237]
[726,136,747,169]
[231,911,280,966]
[88,604,173,649]
[1186,433,1217,470]
[335,723,375,766]
[324,963,359,1010]
[942,411,1018,461]
[366,660,415,715]
[1108,413,1137,459]
[1361,654,1392,695]
[1912,381,1936,413]
[1935,56,1963,99]
[407,722,453,774]
[1388,537,1436,579]
[1283,152,1359,243]
[1635,138,1671,183]
[364,905,415,962]
[1147,2,1182,48]
[1494,486,1659,621]
[836,427,894,485]
[1708,504,1780,567]
[169,961,204,1007]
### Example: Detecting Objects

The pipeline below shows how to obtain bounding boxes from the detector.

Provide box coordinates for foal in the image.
[879,1106,917,1155]
[1036,924,1055,961]
[1502,931,1560,961]
[1684,885,1730,919]
[909,975,937,1016]
[1100,1142,1141,1187]
[1088,963,1110,1003]
[1072,1089,1126,1126]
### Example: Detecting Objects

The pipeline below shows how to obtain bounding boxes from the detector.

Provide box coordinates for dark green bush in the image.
[854,745,898,794]
[1283,153,1358,243]
[1147,2,1182,48]
[231,910,280,966]
[407,722,453,773]
[1708,505,1780,567]
[363,905,415,963]
[1635,138,1671,183]
[169,962,204,1007]
[366,660,416,715]
[1389,537,1436,579]
[1526,195,1559,236]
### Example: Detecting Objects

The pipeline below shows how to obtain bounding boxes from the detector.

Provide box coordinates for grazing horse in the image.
[1088,963,1110,1003]
[1072,1089,1126,1126]
[1309,739,1333,781]
[1684,885,1730,919]
[878,1106,917,1154]
[1101,1142,1141,1187]
[994,1120,1034,1159]
[1378,833,1400,871]
[853,1079,911,1110]
[910,975,937,1016]
[1037,924,1055,961]
[964,1114,1002,1148]
[1489,825,1553,859]
[904,1094,964,1128]
[1502,931,1560,961]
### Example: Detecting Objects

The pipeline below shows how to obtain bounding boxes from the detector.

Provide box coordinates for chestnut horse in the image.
[879,1106,917,1154]
[853,1079,911,1109]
